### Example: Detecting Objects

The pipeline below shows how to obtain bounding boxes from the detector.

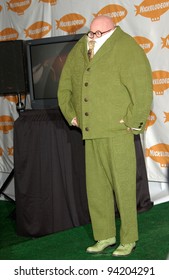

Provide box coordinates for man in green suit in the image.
[58,15,153,256]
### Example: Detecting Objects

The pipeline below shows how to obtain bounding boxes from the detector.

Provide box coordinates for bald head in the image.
[90,16,115,33]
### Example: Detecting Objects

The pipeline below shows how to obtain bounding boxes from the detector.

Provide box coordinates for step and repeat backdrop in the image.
[0,1,169,188]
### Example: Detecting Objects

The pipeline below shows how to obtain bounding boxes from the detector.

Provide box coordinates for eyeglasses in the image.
[87,28,113,39]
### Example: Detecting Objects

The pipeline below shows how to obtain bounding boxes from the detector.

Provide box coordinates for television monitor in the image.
[26,33,84,109]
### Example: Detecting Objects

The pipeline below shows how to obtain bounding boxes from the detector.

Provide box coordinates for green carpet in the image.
[0,200,169,260]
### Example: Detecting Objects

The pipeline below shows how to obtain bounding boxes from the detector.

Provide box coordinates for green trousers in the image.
[85,134,138,244]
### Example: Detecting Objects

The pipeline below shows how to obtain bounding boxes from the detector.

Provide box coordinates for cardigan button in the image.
[84,82,88,87]
[84,98,88,102]
[85,112,89,116]
[85,127,89,131]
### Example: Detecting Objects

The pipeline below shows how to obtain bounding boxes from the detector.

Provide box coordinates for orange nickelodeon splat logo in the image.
[8,147,14,156]
[56,13,86,34]
[133,36,153,53]
[24,21,52,39]
[145,111,157,130]
[93,4,127,24]
[4,95,25,104]
[0,147,4,156]
[161,34,169,49]
[4,96,18,104]
[145,143,169,167]
[164,112,169,123]
[39,0,57,5]
[7,0,31,15]
[153,70,169,95]
[0,28,19,41]
[135,0,169,21]
[0,115,14,134]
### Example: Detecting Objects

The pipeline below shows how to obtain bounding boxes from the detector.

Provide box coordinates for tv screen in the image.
[26,33,84,109]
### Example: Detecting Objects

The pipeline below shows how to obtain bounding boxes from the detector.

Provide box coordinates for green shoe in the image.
[86,237,116,253]
[112,242,136,256]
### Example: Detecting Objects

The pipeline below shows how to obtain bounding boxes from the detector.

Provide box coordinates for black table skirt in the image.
[14,109,153,237]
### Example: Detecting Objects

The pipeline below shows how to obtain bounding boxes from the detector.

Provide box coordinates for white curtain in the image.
[0,0,169,201]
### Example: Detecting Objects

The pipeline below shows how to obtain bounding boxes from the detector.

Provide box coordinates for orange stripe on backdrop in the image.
[161,34,169,49]
[135,0,169,21]
[0,28,19,41]
[164,112,169,123]
[93,4,127,24]
[56,13,86,34]
[0,115,14,134]
[0,147,14,158]
[145,143,169,167]
[0,147,4,156]
[7,0,32,15]
[133,36,154,53]
[8,147,14,156]
[39,0,57,5]
[4,95,25,104]
[153,70,169,95]
[145,111,157,130]
[24,21,52,39]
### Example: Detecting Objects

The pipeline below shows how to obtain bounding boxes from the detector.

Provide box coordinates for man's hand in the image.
[119,119,124,124]
[71,117,78,127]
